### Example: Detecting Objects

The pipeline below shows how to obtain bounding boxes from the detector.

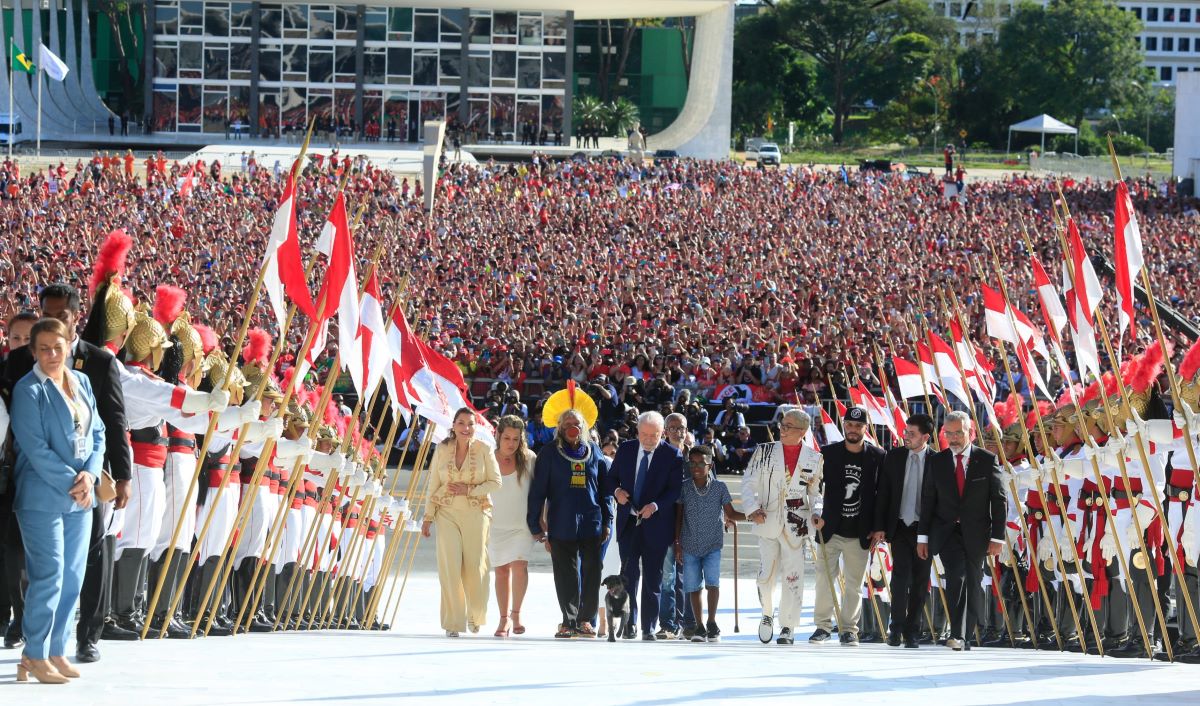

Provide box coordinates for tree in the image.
[732,11,825,140]
[774,0,953,143]
[996,0,1144,127]
[603,98,641,136]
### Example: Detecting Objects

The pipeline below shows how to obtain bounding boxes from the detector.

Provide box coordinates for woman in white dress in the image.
[488,415,537,637]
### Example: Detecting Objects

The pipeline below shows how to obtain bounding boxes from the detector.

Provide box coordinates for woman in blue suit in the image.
[10,318,105,684]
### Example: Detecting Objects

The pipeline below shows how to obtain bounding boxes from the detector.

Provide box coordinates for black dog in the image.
[602,575,630,642]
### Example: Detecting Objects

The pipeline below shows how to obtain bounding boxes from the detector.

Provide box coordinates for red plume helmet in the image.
[1025,400,1053,431]
[89,229,133,297]
[1125,344,1165,394]
[994,393,1022,430]
[194,324,219,355]
[1181,339,1200,382]
[242,328,273,367]
[152,285,187,327]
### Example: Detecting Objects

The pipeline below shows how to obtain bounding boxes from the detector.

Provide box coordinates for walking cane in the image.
[732,522,740,633]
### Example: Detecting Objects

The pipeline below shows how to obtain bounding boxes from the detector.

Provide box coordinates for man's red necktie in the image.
[955,453,965,496]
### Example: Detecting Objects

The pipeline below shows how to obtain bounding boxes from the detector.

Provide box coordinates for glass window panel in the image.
[519,16,542,46]
[469,16,491,44]
[413,51,437,85]
[282,44,306,73]
[179,40,202,69]
[180,1,203,26]
[389,7,412,32]
[178,84,201,124]
[230,86,250,122]
[308,51,333,83]
[421,97,445,124]
[468,97,488,133]
[518,57,539,89]
[258,93,280,136]
[281,86,306,127]
[205,46,228,80]
[311,9,334,39]
[364,51,385,84]
[542,53,564,81]
[335,89,356,126]
[544,12,566,36]
[156,6,179,35]
[364,10,386,41]
[230,43,253,72]
[440,48,461,77]
[205,4,230,36]
[494,11,516,35]
[490,93,514,135]
[283,4,307,29]
[155,46,178,79]
[335,46,356,77]
[336,6,357,31]
[542,94,563,131]
[259,49,281,82]
[261,8,282,37]
[467,54,489,86]
[384,95,407,139]
[441,9,466,39]
[492,50,515,78]
[203,90,227,133]
[308,93,332,127]
[387,47,411,77]
[152,91,176,131]
[231,2,253,34]
[414,13,438,42]
[517,100,539,131]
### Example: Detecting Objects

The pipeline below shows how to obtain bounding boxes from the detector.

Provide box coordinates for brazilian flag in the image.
[10,43,35,74]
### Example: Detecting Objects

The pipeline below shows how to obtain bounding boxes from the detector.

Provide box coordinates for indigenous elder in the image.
[527,383,611,638]
[422,408,502,638]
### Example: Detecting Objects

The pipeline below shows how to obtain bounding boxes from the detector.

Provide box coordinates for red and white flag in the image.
[981,284,1048,360]
[383,306,424,414]
[821,407,844,444]
[1031,255,1068,342]
[892,357,933,401]
[355,271,390,401]
[1063,218,1103,382]
[262,166,317,334]
[1113,181,1144,342]
[925,333,973,408]
[314,193,358,390]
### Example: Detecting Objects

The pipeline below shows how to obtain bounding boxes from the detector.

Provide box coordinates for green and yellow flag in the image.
[10,44,35,74]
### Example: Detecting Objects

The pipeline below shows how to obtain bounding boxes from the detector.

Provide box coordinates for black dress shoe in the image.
[249,614,275,633]
[859,631,882,644]
[149,614,192,640]
[904,635,920,648]
[76,643,101,663]
[887,631,902,647]
[622,625,636,640]
[1108,640,1155,659]
[114,613,146,635]
[204,615,233,637]
[102,620,141,641]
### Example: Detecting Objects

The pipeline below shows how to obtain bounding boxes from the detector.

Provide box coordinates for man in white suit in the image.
[742,409,823,645]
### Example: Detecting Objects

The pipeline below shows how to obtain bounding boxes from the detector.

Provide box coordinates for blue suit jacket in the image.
[10,369,106,514]
[607,440,683,549]
[526,441,612,541]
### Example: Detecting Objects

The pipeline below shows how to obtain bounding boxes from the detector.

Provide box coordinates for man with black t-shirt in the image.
[810,407,885,646]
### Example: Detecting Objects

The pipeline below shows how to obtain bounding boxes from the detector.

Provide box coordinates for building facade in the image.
[148,3,571,140]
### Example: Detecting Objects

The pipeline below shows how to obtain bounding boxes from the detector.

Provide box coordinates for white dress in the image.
[487,454,536,566]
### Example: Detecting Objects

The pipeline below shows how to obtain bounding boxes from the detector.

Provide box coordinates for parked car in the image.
[756,143,781,166]
[653,149,679,165]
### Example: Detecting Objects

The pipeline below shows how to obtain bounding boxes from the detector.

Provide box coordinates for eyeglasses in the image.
[666,426,685,432]
[779,424,806,431]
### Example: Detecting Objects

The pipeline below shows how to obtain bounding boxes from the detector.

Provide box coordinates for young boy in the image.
[675,446,745,642]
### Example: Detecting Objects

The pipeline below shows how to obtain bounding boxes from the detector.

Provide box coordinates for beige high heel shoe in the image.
[49,656,81,678]
[17,656,70,684]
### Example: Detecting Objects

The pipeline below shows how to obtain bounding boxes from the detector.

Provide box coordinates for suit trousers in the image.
[549,534,601,629]
[1,499,24,627]
[813,534,869,634]
[756,534,807,629]
[938,525,986,641]
[76,504,113,646]
[889,522,932,638]
[18,508,91,659]
[619,524,668,634]
[433,502,490,633]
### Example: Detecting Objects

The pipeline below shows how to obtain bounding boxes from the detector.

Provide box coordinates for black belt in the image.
[167,437,196,449]
[785,499,805,508]
[1166,484,1192,502]
[130,427,167,445]
[1078,491,1102,507]
[1111,490,1140,502]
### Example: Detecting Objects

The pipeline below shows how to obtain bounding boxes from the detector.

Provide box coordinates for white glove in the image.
[1141,419,1178,445]
[367,479,382,496]
[239,400,262,425]
[1043,448,1065,477]
[1036,530,1055,563]
[349,468,368,490]
[215,400,262,432]
[341,457,357,474]
[394,498,409,514]
[1177,402,1200,436]
[1099,529,1118,563]
[1127,406,1148,438]
[1132,502,1157,531]
[1061,456,1090,480]
[242,417,284,443]
[276,436,313,463]
[181,388,230,414]
[308,451,345,472]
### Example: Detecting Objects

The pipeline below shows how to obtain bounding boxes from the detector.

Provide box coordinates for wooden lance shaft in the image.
[359,421,423,627]
[383,430,439,627]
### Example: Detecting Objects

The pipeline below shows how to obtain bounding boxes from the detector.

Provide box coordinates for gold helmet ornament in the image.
[153,285,206,387]
[82,229,137,349]
[240,329,282,403]
[206,351,248,406]
[542,380,598,438]
[126,306,172,370]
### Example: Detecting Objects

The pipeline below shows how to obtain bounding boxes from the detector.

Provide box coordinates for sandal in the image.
[495,614,510,638]
[554,624,574,639]
[511,610,526,635]
[577,622,597,638]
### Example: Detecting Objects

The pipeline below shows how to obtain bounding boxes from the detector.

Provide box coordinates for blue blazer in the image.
[526,441,612,542]
[607,440,683,550]
[10,369,106,514]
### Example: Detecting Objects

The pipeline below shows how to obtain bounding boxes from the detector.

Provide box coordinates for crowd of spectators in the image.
[2,151,1197,465]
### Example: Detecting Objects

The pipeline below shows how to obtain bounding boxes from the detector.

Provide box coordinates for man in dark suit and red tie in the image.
[608,411,683,640]
[917,410,1006,651]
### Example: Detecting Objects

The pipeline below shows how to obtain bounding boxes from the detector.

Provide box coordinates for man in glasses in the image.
[657,413,695,639]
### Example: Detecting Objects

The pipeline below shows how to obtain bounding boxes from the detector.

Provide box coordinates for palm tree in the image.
[603,98,640,137]
[573,94,604,136]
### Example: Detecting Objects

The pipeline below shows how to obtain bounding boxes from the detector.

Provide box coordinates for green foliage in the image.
[603,97,641,136]
[732,11,826,140]
[1107,131,1149,155]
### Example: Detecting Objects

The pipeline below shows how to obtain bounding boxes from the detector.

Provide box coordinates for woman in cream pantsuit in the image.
[422,408,502,637]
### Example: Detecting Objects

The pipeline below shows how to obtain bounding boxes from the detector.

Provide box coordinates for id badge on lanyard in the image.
[74,423,88,458]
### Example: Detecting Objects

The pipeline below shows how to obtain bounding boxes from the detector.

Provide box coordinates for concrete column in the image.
[143,0,156,131]
[353,4,364,138]
[563,10,574,140]
[457,7,468,125]
[249,1,261,136]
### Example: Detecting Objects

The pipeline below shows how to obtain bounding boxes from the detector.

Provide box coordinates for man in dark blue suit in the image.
[607,411,683,640]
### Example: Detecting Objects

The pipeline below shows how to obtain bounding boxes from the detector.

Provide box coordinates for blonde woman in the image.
[422,408,502,637]
[487,415,537,637]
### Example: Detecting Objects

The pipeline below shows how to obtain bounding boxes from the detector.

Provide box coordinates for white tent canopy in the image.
[1007,113,1078,154]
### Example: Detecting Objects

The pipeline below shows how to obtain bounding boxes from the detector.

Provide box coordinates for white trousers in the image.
[116,463,166,558]
[152,451,197,561]
[757,534,808,629]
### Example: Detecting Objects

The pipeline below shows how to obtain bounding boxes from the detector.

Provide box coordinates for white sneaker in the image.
[758,616,774,644]
[947,638,964,651]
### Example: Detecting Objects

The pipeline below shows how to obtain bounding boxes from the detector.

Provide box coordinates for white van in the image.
[0,113,24,145]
